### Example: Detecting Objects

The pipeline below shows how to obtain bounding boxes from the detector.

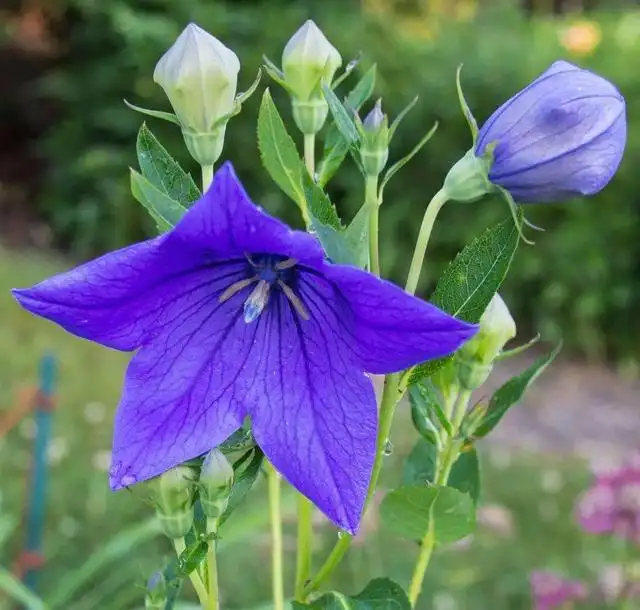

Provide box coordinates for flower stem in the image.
[365,175,380,276]
[407,388,472,606]
[201,165,214,192]
[267,463,285,610]
[294,497,313,601]
[303,134,315,178]
[206,520,220,610]
[303,373,400,597]
[404,188,448,295]
[173,537,208,606]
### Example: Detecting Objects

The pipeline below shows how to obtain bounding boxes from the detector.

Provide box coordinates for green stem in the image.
[173,538,208,607]
[407,388,472,607]
[365,175,380,276]
[404,189,448,295]
[295,497,313,601]
[267,463,285,610]
[303,134,315,178]
[303,373,400,597]
[201,165,214,192]
[206,520,220,610]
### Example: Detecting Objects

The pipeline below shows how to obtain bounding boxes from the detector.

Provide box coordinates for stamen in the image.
[243,280,271,324]
[278,280,309,321]
[219,277,257,303]
[274,258,297,270]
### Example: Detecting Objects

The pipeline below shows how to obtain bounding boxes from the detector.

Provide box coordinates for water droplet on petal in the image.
[337,531,345,539]
[383,439,394,456]
[121,473,137,487]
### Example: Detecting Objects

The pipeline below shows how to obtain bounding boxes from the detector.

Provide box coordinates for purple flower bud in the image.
[363,100,385,132]
[476,61,626,203]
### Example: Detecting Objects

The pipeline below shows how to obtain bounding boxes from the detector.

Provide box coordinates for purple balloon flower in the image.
[13,163,475,532]
[476,60,626,203]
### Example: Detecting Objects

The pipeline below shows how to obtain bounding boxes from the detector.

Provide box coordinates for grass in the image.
[0,248,623,609]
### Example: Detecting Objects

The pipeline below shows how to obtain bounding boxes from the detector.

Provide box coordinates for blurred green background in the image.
[0,0,639,608]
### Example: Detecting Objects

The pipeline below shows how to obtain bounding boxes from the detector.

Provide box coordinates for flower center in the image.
[218,254,309,324]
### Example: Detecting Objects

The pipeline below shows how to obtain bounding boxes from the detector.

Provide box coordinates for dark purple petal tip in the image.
[476,60,626,203]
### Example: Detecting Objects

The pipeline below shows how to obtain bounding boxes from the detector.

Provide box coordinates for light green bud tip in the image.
[153,22,240,165]
[360,99,389,177]
[153,465,197,539]
[199,448,234,519]
[145,571,167,610]
[458,294,516,390]
[282,19,342,134]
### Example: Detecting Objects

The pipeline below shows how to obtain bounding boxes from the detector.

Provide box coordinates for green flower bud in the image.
[199,449,234,520]
[281,20,342,134]
[153,23,240,165]
[457,294,516,390]
[145,571,167,610]
[359,99,390,177]
[152,465,197,539]
[442,148,494,203]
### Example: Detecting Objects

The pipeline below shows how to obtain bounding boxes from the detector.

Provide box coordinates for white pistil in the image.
[243,280,271,323]
[219,276,257,303]
[274,258,297,270]
[278,280,309,320]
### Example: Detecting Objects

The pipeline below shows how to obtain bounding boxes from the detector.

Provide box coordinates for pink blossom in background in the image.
[530,571,588,610]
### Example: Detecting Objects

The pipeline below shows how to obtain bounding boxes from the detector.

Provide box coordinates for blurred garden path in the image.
[486,354,640,469]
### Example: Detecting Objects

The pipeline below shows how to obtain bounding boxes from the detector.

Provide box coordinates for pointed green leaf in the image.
[176,536,210,577]
[302,171,342,230]
[409,380,452,440]
[449,449,481,505]
[456,65,478,142]
[292,578,410,609]
[236,67,263,105]
[343,203,370,269]
[124,99,180,125]
[403,438,437,486]
[322,83,359,145]
[474,344,561,438]
[257,89,307,215]
[407,212,522,385]
[218,448,265,527]
[136,124,200,206]
[389,95,419,140]
[130,169,188,232]
[379,122,438,202]
[380,485,475,544]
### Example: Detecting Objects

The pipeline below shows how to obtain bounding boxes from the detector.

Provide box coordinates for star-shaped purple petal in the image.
[13,162,476,533]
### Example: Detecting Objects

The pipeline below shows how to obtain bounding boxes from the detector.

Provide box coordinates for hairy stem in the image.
[365,175,380,276]
[173,538,208,607]
[404,189,448,295]
[303,134,315,178]
[206,520,219,610]
[267,463,285,610]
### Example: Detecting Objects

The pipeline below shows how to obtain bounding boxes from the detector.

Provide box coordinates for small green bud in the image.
[442,148,494,203]
[457,294,516,390]
[359,99,390,177]
[152,465,197,539]
[281,20,342,134]
[145,571,167,610]
[153,23,240,165]
[199,449,234,519]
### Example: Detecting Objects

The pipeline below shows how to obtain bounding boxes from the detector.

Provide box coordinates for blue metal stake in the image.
[22,353,57,592]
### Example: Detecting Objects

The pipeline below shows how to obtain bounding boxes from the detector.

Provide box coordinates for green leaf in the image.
[343,203,370,269]
[257,89,306,211]
[455,65,479,142]
[322,83,359,145]
[0,566,47,609]
[302,171,342,231]
[130,169,188,232]
[409,380,452,441]
[176,535,213,577]
[136,123,200,205]
[449,448,481,505]
[344,65,377,112]
[474,344,561,438]
[403,438,437,486]
[218,447,265,527]
[389,95,419,140]
[408,212,522,385]
[380,485,475,544]
[292,577,410,609]
[124,99,181,125]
